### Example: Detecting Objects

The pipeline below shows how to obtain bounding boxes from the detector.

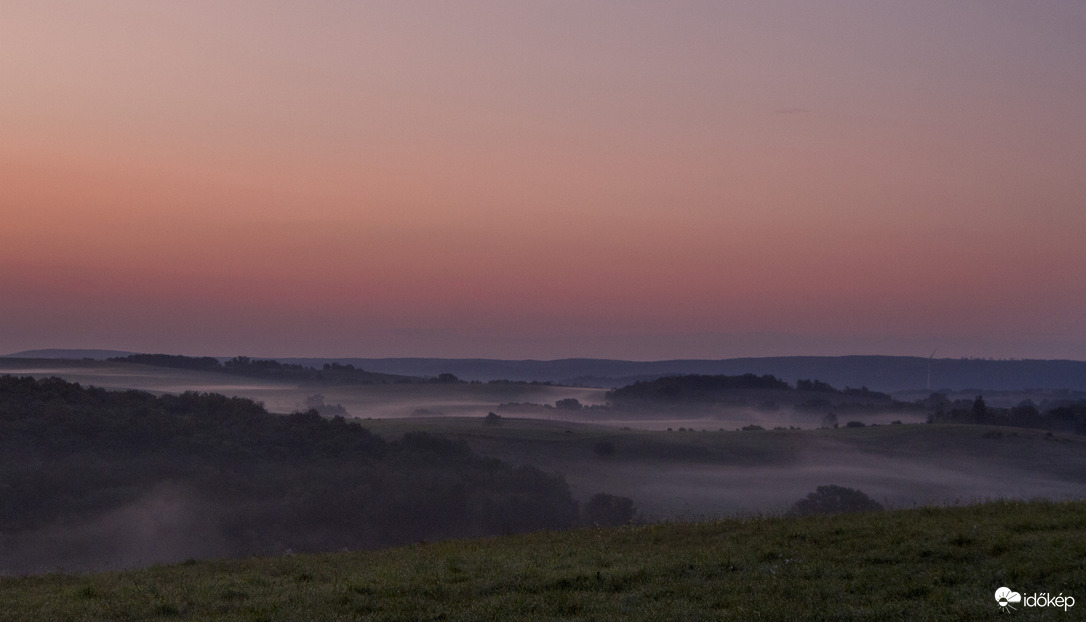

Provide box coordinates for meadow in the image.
[2,500,1083,621]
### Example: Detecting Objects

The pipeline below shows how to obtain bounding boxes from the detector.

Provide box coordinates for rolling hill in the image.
[3,500,1083,620]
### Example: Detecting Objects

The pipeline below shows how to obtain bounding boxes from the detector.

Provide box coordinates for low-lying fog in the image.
[3,362,1084,575]
[363,410,1086,524]
[1,484,227,575]
[558,440,1086,520]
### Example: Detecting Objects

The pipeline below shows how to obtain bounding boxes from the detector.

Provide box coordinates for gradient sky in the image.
[2,1,1084,360]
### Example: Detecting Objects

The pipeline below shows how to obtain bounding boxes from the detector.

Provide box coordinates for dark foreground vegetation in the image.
[0,376,599,573]
[2,500,1083,621]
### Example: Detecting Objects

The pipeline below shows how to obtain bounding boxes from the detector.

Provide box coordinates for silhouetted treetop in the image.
[0,374,582,557]
[107,353,419,384]
[607,374,791,402]
[787,485,884,516]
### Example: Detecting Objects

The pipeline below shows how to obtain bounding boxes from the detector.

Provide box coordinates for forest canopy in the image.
[0,375,581,571]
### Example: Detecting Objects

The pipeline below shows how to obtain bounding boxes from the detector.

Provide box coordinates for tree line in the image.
[0,375,605,566]
[107,354,417,384]
[928,394,1086,434]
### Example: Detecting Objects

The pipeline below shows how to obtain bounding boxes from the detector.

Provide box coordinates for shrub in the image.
[787,485,883,516]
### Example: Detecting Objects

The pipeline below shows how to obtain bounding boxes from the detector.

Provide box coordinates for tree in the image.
[787,485,883,516]
[972,395,988,422]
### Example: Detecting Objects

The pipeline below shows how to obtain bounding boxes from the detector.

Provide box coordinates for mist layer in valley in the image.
[3,358,1085,574]
[365,414,1086,522]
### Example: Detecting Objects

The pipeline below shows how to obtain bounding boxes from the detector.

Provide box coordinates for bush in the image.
[787,485,883,516]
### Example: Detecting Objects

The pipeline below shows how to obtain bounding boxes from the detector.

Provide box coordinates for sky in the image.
[1,1,1084,360]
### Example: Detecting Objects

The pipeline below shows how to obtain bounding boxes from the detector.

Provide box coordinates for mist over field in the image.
[1,484,227,575]
[1,356,1085,576]
[369,416,1086,520]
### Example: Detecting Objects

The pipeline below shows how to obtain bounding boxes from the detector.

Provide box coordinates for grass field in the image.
[2,500,1083,621]
[361,416,1086,518]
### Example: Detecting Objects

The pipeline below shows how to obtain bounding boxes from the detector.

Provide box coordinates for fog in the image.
[0,361,610,420]
[571,447,1086,520]
[0,484,227,576]
[428,418,1086,522]
[3,361,1084,575]
[588,408,929,432]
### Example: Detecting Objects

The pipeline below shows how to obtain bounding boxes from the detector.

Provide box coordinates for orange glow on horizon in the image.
[2,2,1084,359]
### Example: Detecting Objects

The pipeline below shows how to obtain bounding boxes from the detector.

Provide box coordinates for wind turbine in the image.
[926,349,937,392]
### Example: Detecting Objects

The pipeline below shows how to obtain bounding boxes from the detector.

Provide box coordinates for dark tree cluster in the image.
[928,394,1086,434]
[0,375,582,560]
[795,379,838,393]
[607,374,791,403]
[107,354,415,385]
[787,485,884,516]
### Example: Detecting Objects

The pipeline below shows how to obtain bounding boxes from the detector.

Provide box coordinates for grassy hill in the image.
[2,500,1083,621]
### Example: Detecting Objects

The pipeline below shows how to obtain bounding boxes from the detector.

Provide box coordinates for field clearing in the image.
[364,417,1086,518]
[3,500,1083,621]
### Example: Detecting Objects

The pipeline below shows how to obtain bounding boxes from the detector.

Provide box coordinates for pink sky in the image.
[2,1,1084,359]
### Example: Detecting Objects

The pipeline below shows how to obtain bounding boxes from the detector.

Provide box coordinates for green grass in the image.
[3,500,1084,621]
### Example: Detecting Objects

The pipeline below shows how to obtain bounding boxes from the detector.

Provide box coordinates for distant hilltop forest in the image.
[6,350,1086,392]
[107,354,422,385]
[260,355,1086,392]
[601,373,901,415]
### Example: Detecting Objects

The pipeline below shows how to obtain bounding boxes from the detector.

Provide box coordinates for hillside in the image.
[8,351,1086,393]
[0,376,585,574]
[2,500,1083,620]
[278,355,1086,392]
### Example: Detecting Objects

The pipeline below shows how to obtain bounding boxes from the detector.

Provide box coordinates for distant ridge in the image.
[278,355,1086,393]
[3,349,137,360]
[4,351,1084,392]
